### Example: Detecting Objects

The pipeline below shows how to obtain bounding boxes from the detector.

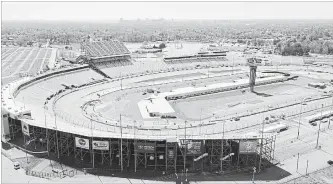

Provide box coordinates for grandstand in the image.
[80,40,132,66]
[164,52,228,65]
[79,40,134,78]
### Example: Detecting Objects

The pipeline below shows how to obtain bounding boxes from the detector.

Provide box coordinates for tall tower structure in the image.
[247,58,258,92]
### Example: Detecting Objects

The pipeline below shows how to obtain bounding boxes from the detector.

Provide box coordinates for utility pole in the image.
[316,104,324,148]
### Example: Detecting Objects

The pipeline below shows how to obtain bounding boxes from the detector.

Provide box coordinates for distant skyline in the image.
[2,2,333,21]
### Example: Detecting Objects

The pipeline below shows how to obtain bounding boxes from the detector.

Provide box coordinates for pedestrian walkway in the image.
[32,159,51,172]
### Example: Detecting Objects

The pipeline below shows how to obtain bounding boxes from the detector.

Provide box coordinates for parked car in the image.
[321,119,328,123]
[328,160,333,165]
[13,162,20,170]
[310,122,317,126]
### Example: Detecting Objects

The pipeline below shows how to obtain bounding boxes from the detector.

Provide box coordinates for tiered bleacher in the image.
[82,40,130,58]
[164,51,228,65]
[80,40,133,68]
[164,55,227,65]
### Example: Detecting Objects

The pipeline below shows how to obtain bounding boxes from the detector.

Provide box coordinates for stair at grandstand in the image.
[89,63,111,79]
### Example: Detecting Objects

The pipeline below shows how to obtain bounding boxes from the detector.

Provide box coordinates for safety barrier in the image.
[13,65,90,97]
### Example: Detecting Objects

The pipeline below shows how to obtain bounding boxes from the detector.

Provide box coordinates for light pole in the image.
[175,173,178,183]
[316,104,324,148]
[296,153,300,172]
[258,118,265,173]
[329,97,333,129]
[252,167,256,183]
[232,54,234,75]
[120,72,123,90]
[220,120,225,173]
[200,108,203,135]
[90,117,94,169]
[185,168,188,183]
[181,170,183,184]
[184,121,187,176]
[54,114,60,159]
[120,114,123,172]
[134,120,137,173]
[44,106,49,156]
[24,134,29,163]
[297,98,306,139]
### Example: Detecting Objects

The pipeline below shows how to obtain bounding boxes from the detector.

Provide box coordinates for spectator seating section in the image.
[164,56,228,65]
[81,40,130,58]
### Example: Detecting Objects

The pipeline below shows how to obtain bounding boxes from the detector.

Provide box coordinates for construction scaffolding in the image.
[206,139,232,172]
[7,119,276,175]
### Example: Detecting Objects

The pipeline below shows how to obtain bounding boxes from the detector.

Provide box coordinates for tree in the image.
[158,43,166,49]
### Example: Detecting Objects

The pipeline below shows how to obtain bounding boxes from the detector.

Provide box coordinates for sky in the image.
[2,2,333,21]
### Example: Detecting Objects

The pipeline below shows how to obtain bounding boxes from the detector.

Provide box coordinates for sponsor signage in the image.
[92,140,109,150]
[21,121,30,136]
[75,137,90,149]
[239,140,258,154]
[168,149,174,159]
[186,140,202,155]
[134,142,156,153]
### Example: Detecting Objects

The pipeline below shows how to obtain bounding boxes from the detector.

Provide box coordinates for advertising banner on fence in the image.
[239,140,258,154]
[186,140,202,155]
[75,137,90,149]
[21,121,30,136]
[92,140,109,150]
[134,142,156,153]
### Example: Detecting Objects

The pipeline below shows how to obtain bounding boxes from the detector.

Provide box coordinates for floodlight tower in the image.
[247,57,258,92]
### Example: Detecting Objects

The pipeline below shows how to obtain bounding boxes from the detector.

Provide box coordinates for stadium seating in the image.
[164,56,228,65]
[81,40,130,58]
[94,59,133,69]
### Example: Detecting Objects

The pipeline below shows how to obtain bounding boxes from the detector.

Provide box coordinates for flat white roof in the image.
[159,75,285,98]
[145,97,175,114]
